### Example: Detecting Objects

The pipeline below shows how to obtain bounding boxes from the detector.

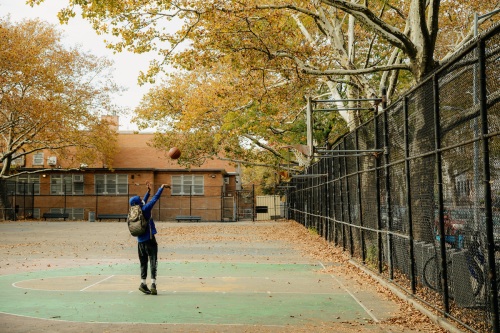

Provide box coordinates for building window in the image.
[50,174,84,195]
[7,175,40,195]
[49,208,84,220]
[11,153,25,166]
[171,175,204,195]
[33,153,44,166]
[95,174,128,195]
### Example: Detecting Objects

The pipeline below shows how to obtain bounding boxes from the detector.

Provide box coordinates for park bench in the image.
[175,215,201,222]
[97,214,128,222]
[42,212,69,221]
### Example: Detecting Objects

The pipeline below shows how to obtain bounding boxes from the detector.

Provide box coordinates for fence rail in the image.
[285,24,500,333]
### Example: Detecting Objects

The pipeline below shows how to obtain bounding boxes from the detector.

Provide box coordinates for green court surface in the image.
[1,261,373,327]
[0,222,420,332]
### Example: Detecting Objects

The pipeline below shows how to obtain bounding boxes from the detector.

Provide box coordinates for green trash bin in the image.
[88,211,95,222]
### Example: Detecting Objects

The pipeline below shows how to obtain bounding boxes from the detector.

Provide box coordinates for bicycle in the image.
[422,213,487,299]
[423,236,486,298]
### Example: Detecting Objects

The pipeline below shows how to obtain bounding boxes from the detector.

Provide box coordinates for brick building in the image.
[5,116,245,222]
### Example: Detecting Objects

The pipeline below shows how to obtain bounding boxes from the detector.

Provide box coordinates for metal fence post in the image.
[64,182,67,215]
[95,190,99,218]
[433,74,450,313]
[374,104,383,273]
[326,156,332,242]
[478,38,499,333]
[323,161,327,237]
[382,88,394,280]
[340,139,347,251]
[12,187,17,221]
[343,138,354,256]
[332,150,339,246]
[355,127,366,262]
[252,184,255,222]
[404,97,417,294]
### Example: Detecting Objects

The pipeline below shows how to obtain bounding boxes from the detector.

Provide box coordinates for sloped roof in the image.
[113,132,236,172]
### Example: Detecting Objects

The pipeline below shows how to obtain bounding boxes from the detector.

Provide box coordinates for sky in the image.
[1,0,166,131]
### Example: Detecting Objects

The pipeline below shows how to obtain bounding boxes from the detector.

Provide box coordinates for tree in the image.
[32,0,498,160]
[0,17,120,218]
[30,1,498,239]
[134,62,325,168]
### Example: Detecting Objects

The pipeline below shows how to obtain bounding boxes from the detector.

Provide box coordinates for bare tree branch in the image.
[241,133,286,159]
[320,0,418,58]
[301,63,410,76]
[1,167,83,180]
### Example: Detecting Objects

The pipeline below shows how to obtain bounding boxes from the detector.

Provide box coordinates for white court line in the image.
[0,311,290,328]
[12,274,338,295]
[165,290,341,295]
[80,275,114,292]
[318,261,379,323]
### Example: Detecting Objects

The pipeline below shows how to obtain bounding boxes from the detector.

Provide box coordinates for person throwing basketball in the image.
[129,181,170,295]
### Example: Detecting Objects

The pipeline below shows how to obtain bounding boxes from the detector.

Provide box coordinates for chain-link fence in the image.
[3,183,258,222]
[2,180,290,223]
[285,24,500,332]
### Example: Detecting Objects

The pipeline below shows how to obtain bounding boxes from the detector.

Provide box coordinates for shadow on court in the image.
[0,221,446,332]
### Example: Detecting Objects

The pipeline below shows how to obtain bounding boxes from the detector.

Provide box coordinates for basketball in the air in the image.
[168,147,181,159]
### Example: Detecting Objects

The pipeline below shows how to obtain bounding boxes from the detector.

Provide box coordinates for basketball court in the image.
[0,221,443,332]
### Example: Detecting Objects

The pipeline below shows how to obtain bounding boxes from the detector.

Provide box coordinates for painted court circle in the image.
[1,261,368,326]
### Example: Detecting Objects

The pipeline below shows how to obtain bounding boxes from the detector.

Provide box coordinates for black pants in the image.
[138,237,158,280]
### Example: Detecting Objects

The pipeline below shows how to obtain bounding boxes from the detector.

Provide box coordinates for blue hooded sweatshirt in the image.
[129,186,164,242]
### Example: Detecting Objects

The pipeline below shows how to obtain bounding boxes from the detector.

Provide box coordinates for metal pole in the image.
[478,38,499,333]
[326,156,333,242]
[340,140,346,251]
[306,97,313,156]
[313,98,383,103]
[333,151,339,246]
[64,182,67,215]
[189,185,192,216]
[220,186,223,222]
[472,12,481,231]
[319,162,324,236]
[252,184,255,222]
[313,107,375,112]
[22,183,26,220]
[31,182,35,220]
[475,9,500,36]
[404,96,417,294]
[474,12,479,36]
[433,75,450,313]
[316,154,382,158]
[355,127,366,263]
[375,104,383,273]
[235,188,239,222]
[382,88,394,280]
[344,139,354,256]
[314,164,319,234]
[96,189,98,219]
[316,149,384,153]
[13,188,17,222]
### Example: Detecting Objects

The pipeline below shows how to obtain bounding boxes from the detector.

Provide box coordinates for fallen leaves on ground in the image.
[158,220,447,332]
